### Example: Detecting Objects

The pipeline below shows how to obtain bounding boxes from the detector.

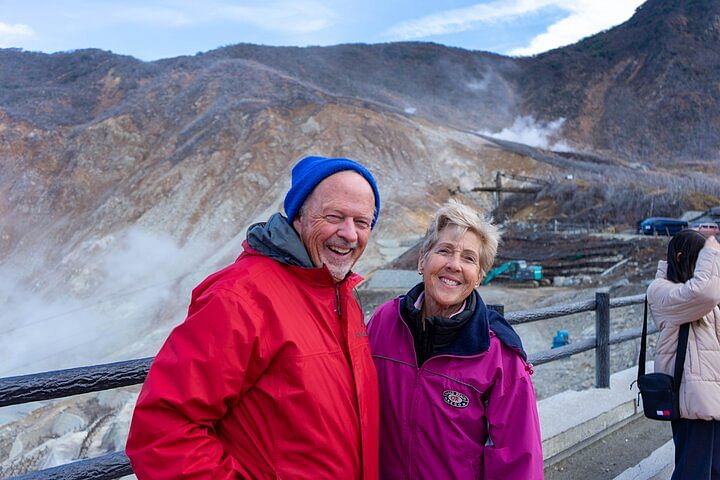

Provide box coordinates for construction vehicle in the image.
[482,260,543,286]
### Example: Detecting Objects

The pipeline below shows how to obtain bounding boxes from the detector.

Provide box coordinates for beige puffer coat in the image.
[647,246,720,420]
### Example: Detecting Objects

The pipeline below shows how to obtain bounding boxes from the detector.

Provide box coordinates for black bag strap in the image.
[637,296,690,391]
[638,297,649,378]
[674,322,690,392]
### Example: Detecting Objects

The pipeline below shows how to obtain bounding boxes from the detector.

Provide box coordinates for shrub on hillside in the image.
[499,169,720,225]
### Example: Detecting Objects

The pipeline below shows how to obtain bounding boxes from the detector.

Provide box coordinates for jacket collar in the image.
[246,213,314,268]
[400,283,527,360]
[243,213,363,289]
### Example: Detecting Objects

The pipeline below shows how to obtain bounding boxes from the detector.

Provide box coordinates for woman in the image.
[368,201,543,479]
[647,229,720,479]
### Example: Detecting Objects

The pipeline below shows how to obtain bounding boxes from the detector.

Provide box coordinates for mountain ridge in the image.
[4,1,720,163]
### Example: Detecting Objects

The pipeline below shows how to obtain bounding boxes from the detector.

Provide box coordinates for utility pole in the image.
[495,171,502,219]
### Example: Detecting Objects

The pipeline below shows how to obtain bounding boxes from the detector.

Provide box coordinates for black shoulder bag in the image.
[636,297,690,421]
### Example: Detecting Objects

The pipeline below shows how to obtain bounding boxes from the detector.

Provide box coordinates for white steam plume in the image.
[479,115,571,151]
[0,227,211,377]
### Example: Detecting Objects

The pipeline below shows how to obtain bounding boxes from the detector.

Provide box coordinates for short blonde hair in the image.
[419,200,500,276]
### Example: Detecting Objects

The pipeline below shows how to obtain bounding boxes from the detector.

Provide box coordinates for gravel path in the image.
[545,416,672,480]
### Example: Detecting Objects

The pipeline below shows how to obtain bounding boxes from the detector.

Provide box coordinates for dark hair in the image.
[666,229,706,283]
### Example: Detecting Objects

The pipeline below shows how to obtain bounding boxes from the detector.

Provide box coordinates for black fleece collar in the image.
[400,283,527,365]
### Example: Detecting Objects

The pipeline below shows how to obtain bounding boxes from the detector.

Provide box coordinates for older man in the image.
[126,156,381,479]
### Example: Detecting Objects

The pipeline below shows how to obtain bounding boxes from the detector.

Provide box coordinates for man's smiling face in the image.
[293,170,376,282]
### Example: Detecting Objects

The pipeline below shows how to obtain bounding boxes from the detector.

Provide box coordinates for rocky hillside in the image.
[5,0,720,164]
[1,59,558,377]
[519,0,720,163]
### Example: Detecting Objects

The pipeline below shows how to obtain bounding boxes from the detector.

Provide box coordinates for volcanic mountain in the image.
[1,0,720,370]
[2,0,720,370]
[519,0,720,163]
[3,0,720,474]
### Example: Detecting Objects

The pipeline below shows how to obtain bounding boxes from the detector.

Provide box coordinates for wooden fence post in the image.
[595,292,611,388]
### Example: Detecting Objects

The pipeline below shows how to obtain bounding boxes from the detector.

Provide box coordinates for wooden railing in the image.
[2,292,652,479]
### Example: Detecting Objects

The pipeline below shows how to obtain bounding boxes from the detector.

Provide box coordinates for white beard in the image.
[324,259,353,282]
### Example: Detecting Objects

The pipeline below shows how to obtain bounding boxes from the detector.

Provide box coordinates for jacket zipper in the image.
[335,285,342,319]
[407,367,421,480]
[395,303,423,480]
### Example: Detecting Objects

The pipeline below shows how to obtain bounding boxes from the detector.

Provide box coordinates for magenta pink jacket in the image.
[368,294,543,479]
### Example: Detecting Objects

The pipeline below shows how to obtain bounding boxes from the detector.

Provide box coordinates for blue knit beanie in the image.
[284,156,381,229]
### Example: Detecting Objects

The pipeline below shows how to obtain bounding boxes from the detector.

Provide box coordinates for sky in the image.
[0,0,645,61]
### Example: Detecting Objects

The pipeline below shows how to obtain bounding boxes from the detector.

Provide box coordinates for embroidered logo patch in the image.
[442,390,469,408]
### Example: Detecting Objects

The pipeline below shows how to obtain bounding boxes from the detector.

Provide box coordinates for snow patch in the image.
[51,412,88,436]
[40,431,87,468]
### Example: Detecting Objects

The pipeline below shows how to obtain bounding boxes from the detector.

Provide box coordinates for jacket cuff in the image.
[697,246,720,277]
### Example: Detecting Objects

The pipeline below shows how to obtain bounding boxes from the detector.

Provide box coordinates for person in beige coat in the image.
[647,229,720,479]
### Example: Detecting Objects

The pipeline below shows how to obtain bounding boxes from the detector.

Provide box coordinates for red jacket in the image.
[126,242,379,479]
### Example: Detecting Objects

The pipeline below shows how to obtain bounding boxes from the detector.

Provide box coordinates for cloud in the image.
[509,0,644,55]
[110,6,196,27]
[479,115,571,150]
[106,0,335,34]
[384,0,643,55]
[220,1,336,34]
[0,21,34,47]
[384,0,547,39]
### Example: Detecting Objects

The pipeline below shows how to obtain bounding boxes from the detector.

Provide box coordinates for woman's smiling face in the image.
[419,224,482,318]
